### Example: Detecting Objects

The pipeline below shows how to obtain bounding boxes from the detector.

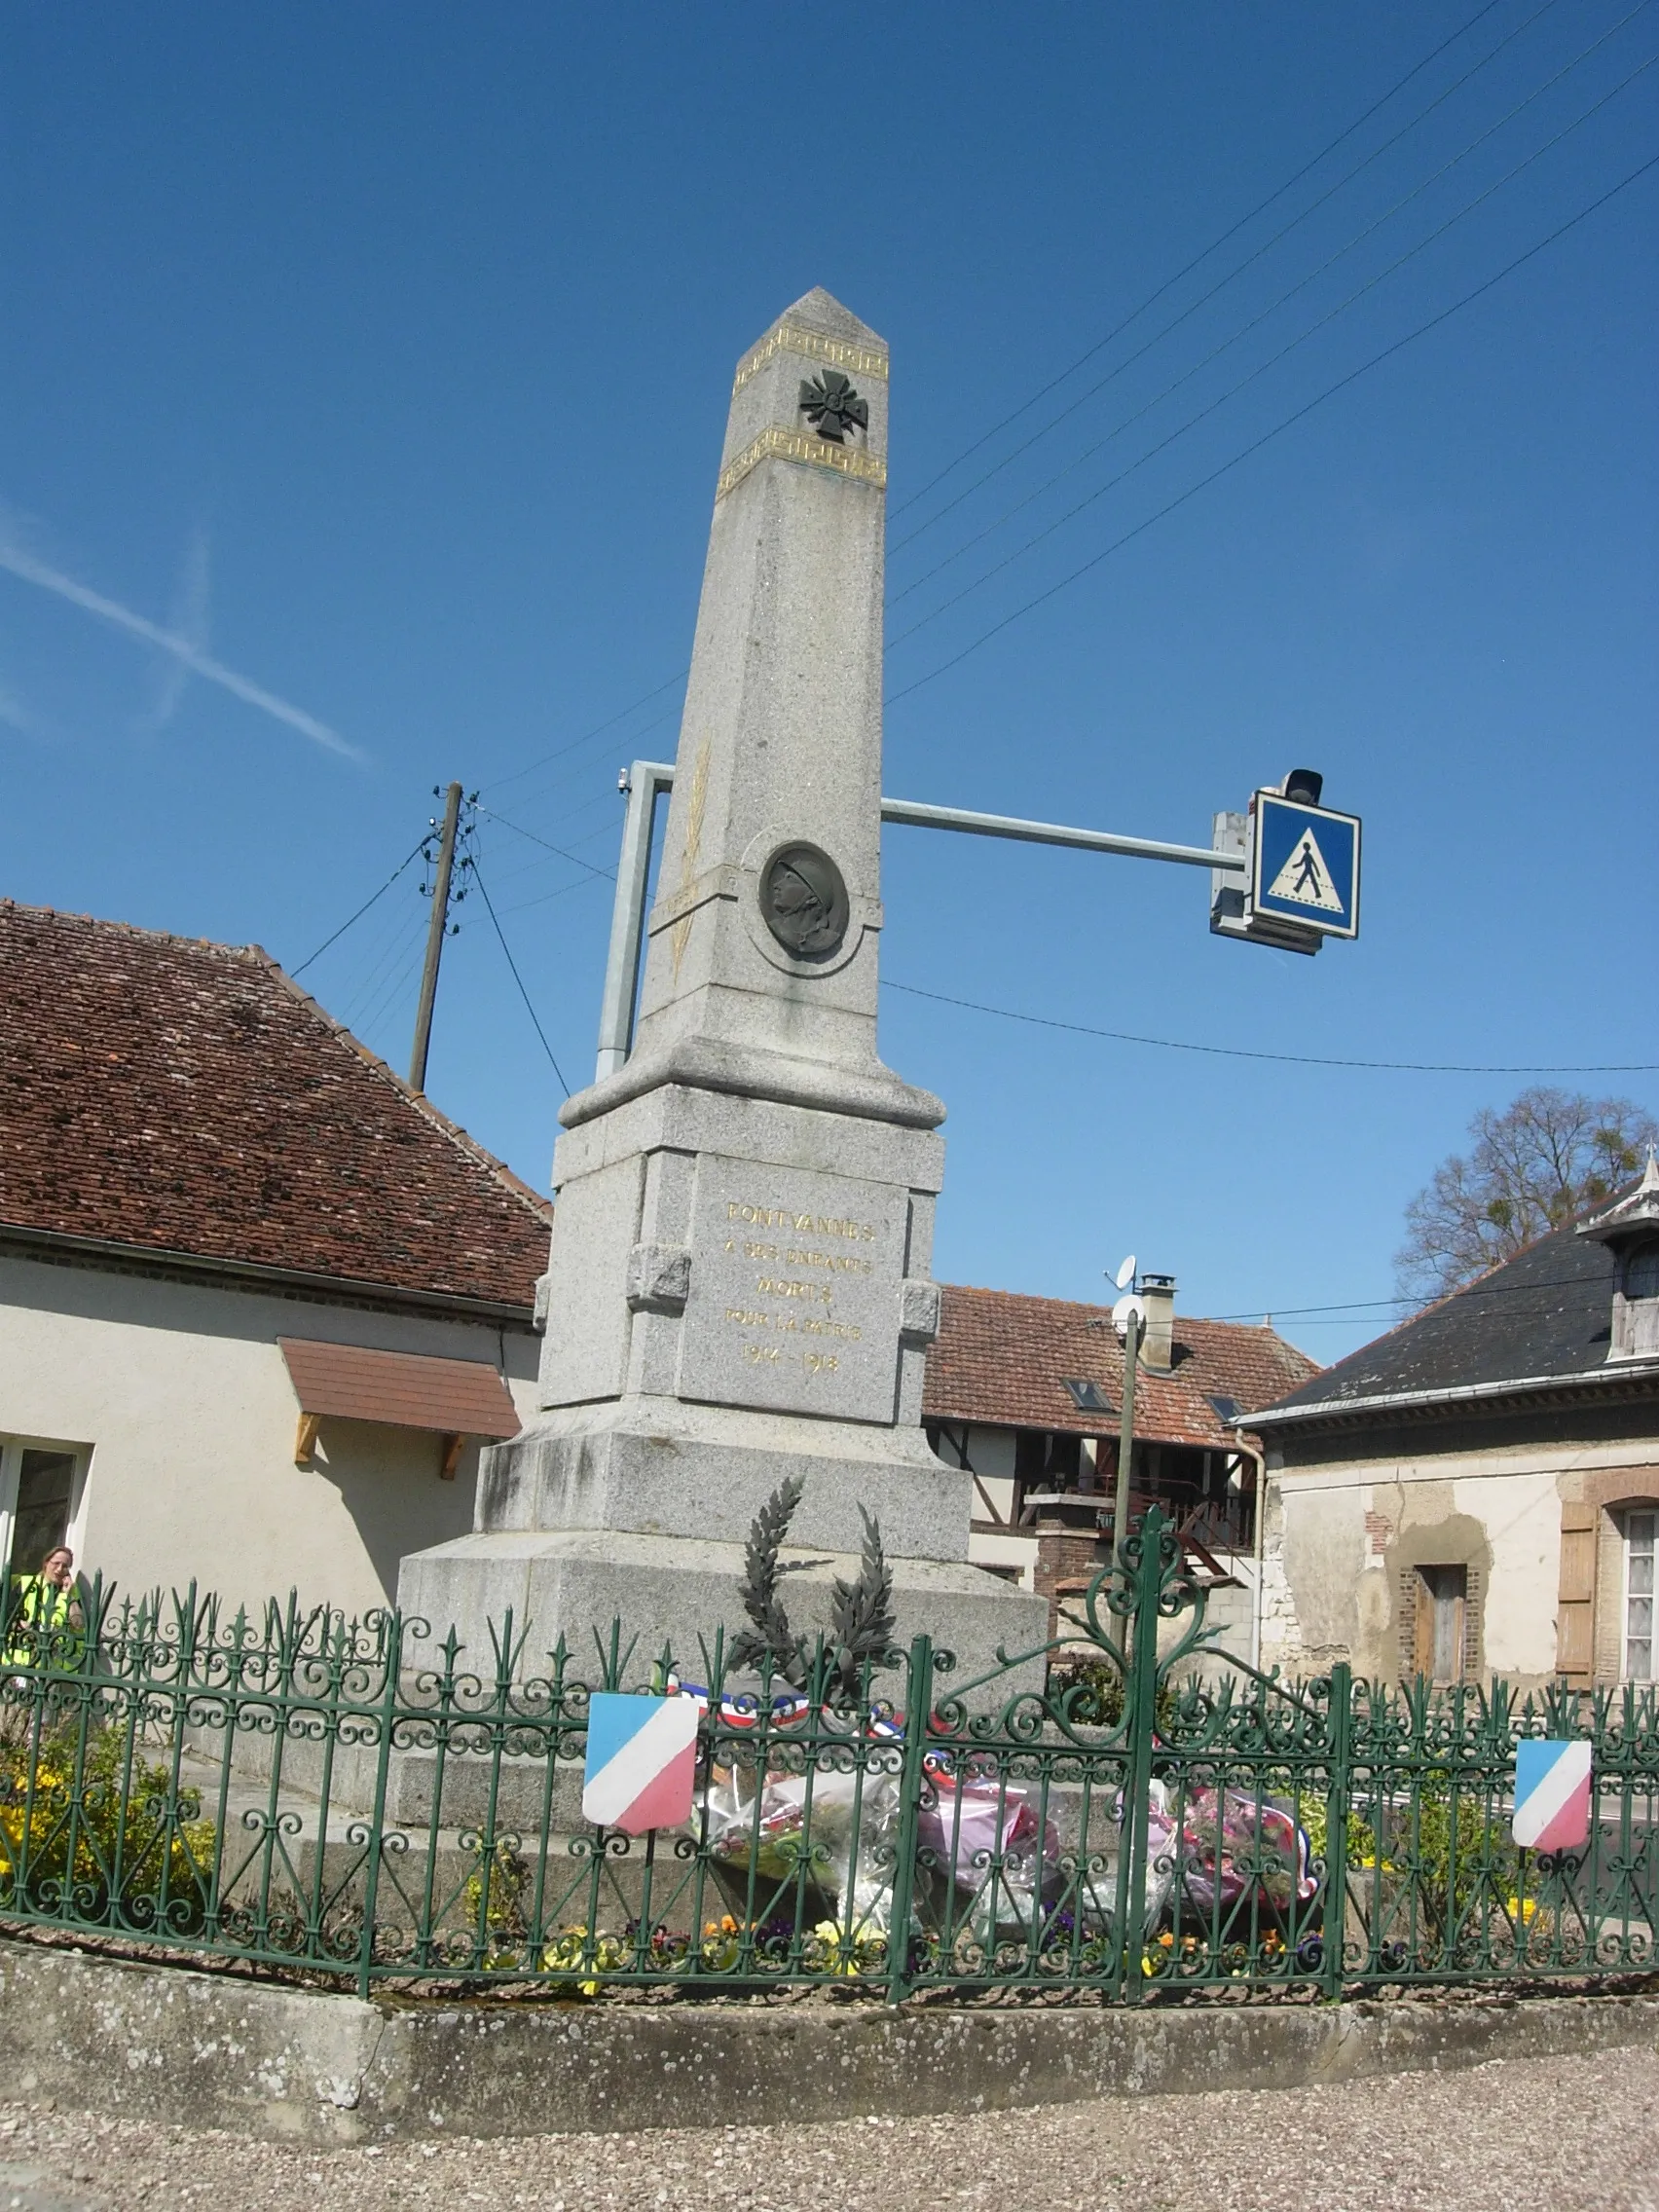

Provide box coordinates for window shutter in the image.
[1411,1572,1434,1680]
[1557,1501,1598,1684]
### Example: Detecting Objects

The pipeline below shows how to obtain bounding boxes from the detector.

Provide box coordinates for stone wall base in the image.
[1,1937,1655,2145]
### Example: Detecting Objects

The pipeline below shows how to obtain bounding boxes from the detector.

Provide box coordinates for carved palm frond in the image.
[730,1474,808,1687]
[829,1504,895,1693]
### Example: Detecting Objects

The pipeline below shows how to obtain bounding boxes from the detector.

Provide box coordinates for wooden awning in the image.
[279,1338,521,1473]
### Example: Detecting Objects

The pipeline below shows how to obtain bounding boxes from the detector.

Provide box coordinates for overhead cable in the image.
[881,978,1659,1076]
[289,839,426,977]
[891,12,1656,609]
[474,6,1530,797]
[472,861,571,1096]
[884,148,1659,700]
[483,672,687,797]
[891,0,1535,528]
[475,802,617,883]
[1208,1266,1650,1322]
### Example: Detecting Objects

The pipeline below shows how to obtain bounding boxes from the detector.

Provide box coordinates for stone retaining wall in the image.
[0,1936,1652,2146]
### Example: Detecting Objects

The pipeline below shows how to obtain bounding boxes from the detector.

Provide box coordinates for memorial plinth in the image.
[399,289,1046,1677]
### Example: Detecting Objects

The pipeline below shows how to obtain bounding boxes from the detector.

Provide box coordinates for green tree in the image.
[1395,1087,1658,1304]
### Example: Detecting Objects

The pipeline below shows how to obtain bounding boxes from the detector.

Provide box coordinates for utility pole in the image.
[410,782,463,1092]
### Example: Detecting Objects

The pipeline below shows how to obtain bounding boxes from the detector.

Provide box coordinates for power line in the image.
[1208,1267,1640,1322]
[289,839,426,977]
[340,902,428,1034]
[503,696,685,822]
[483,672,687,797]
[474,802,617,883]
[890,0,1521,525]
[501,869,616,919]
[881,978,1659,1076]
[891,57,1659,645]
[471,861,571,1096]
[352,923,429,1046]
[465,8,1522,797]
[885,148,1659,702]
[890,13,1656,611]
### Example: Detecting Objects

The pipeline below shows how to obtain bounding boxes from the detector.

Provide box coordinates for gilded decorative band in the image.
[731,323,889,395]
[716,426,888,502]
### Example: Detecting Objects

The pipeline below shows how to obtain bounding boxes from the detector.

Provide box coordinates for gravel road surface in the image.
[1,2042,1654,2212]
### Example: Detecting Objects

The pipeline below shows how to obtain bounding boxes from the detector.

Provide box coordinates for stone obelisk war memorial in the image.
[400,290,1046,1676]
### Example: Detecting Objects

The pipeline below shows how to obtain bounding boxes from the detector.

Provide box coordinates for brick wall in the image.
[1034,1526,1108,1641]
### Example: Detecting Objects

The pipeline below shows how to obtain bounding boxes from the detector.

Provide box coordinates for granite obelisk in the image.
[399,289,1045,1672]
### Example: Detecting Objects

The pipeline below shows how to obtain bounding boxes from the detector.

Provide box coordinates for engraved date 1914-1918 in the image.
[740,1340,838,1375]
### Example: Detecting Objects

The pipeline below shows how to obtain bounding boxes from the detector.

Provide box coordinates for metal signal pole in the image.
[409,781,463,1092]
[1108,1306,1143,1655]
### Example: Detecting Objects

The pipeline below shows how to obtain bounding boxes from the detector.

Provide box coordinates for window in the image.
[0,1440,86,1607]
[1625,1511,1656,1681]
[1414,1565,1468,1683]
[1615,1242,1659,1358]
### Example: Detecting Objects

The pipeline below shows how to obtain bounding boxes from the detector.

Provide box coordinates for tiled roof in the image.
[922,1284,1319,1450]
[0,902,552,1309]
[1259,1213,1638,1420]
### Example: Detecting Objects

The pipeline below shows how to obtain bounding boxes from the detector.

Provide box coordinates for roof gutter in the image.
[1244,1357,1659,1432]
[0,1221,537,1329]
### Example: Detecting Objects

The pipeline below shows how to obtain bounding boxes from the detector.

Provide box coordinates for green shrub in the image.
[0,1716,216,1929]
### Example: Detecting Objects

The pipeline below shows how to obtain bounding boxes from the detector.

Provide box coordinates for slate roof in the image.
[922,1284,1319,1450]
[0,902,552,1310]
[1256,1216,1641,1426]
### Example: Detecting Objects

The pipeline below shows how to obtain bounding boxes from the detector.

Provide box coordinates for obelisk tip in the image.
[774,286,887,353]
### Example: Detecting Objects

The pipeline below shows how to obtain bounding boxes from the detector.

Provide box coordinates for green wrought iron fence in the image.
[1,1505,1655,2003]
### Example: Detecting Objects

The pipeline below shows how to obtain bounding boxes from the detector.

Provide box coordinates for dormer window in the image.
[1621,1241,1659,1358]
[1578,1151,1659,1363]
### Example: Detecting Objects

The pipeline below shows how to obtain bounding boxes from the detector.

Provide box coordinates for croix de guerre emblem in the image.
[798,369,868,444]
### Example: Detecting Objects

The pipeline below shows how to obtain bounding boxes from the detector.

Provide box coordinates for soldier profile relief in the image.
[759,842,850,959]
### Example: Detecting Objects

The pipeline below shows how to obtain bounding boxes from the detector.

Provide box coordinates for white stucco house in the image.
[0,901,553,1622]
[1250,1160,1659,1689]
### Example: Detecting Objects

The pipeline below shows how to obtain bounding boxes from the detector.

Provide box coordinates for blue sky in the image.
[3,3,1654,1360]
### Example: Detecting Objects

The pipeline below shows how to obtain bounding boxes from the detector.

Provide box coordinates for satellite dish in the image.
[1112,1292,1147,1343]
[1113,1254,1137,1291]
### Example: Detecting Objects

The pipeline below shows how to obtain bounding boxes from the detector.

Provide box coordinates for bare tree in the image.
[1394,1087,1659,1305]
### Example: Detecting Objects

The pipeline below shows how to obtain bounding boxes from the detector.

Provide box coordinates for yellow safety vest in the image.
[4,1575,82,1669]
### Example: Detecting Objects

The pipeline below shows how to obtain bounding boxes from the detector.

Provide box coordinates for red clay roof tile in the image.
[0,902,551,1309]
[922,1283,1319,1449]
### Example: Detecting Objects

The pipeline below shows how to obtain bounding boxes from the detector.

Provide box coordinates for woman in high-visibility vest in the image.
[4,1545,86,1669]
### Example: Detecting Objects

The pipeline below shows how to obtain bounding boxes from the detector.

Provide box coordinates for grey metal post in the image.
[594,762,676,1083]
[1109,1309,1143,1566]
[1107,1309,1143,1656]
[409,781,462,1093]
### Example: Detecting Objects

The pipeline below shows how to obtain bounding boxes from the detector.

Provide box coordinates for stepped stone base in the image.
[398,1523,1046,1696]
[474,1393,975,1560]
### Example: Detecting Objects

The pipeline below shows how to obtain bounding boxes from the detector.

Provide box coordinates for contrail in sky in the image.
[138,521,211,735]
[0,520,359,759]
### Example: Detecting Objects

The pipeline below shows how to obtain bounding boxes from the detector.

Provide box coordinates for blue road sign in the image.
[1250,793,1361,940]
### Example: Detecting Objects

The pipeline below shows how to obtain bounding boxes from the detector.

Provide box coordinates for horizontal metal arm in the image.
[593,761,1249,1081]
[877,794,1244,873]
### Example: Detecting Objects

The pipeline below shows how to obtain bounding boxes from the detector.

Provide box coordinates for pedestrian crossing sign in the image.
[1249,792,1361,940]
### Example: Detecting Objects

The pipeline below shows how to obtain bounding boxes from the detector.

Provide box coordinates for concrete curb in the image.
[1,1938,1654,2145]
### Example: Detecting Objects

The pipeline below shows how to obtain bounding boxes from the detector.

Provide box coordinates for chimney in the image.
[1138,1272,1176,1372]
